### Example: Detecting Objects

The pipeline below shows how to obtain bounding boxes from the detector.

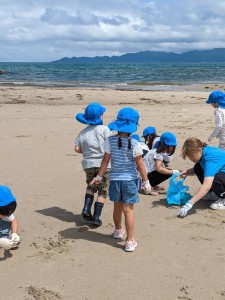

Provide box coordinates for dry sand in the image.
[0,86,225,300]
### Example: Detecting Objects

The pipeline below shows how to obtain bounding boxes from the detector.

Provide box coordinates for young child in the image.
[91,107,156,252]
[142,126,160,150]
[143,132,179,191]
[206,91,225,150]
[0,186,20,250]
[74,102,111,226]
[177,138,225,217]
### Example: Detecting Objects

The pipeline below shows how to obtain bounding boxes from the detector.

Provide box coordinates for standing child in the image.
[143,132,179,191]
[74,102,111,226]
[0,186,20,250]
[206,91,225,150]
[91,107,157,252]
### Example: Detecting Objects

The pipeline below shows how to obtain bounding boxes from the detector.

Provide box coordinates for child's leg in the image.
[113,202,123,229]
[148,171,171,187]
[123,204,134,241]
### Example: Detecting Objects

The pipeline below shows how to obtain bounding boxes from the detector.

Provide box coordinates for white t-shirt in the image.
[75,125,111,169]
[2,214,15,222]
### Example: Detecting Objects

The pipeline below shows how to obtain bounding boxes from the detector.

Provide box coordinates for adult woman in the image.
[178,138,225,217]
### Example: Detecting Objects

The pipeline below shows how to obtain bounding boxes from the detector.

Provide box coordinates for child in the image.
[74,102,111,226]
[143,132,179,191]
[142,126,160,150]
[91,107,157,252]
[177,138,225,217]
[0,186,20,250]
[131,133,149,157]
[206,91,225,150]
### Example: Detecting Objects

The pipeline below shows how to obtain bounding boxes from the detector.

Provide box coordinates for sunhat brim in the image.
[108,121,137,133]
[76,113,103,125]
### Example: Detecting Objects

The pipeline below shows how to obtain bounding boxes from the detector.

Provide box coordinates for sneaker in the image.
[210,199,225,210]
[125,239,137,252]
[113,227,125,239]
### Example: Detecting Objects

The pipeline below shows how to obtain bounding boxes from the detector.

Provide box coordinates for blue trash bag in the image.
[166,173,192,205]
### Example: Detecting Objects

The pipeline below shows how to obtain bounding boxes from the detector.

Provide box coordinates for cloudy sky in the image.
[1,0,225,62]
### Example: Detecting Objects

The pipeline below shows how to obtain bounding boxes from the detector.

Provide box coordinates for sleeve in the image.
[154,151,164,161]
[2,214,15,222]
[208,109,223,141]
[104,127,112,140]
[102,138,110,153]
[133,142,143,157]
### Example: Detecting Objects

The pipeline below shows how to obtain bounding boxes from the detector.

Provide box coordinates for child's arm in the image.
[90,152,110,185]
[74,145,82,153]
[136,155,148,181]
[136,155,158,195]
[155,159,174,175]
[11,218,18,234]
[208,109,223,141]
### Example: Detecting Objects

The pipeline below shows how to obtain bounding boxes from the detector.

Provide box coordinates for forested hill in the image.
[53,48,225,63]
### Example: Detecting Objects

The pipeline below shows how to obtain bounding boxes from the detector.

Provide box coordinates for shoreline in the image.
[0,82,224,92]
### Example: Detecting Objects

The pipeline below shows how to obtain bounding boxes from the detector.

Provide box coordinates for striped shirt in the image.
[103,135,143,181]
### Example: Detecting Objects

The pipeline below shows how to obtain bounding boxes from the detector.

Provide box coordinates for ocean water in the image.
[0,62,224,90]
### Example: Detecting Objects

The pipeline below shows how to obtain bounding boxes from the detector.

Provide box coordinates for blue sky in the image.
[1,0,225,62]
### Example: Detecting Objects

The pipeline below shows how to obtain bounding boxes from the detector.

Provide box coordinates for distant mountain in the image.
[53,48,225,63]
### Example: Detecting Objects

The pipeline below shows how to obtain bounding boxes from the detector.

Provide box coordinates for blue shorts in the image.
[109,180,139,204]
[0,220,10,238]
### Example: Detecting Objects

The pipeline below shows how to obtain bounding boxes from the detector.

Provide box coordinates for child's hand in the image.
[0,237,14,250]
[11,233,20,248]
[90,175,103,186]
[180,171,187,178]
[142,181,159,196]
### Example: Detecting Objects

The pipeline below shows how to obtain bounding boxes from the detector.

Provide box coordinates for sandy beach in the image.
[0,85,225,300]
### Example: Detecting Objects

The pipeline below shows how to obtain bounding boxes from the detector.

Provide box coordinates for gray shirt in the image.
[75,125,111,169]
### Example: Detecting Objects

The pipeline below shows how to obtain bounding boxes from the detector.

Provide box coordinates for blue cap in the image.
[160,132,177,146]
[0,186,16,207]
[108,107,139,133]
[131,134,140,142]
[142,126,156,137]
[76,102,106,125]
[206,91,225,109]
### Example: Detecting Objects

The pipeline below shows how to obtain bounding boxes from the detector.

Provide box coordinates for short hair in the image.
[0,201,17,217]
[182,138,207,159]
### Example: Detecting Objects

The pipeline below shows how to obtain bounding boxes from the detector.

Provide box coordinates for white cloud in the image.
[0,0,224,61]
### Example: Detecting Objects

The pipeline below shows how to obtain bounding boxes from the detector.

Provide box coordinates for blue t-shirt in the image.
[199,146,225,176]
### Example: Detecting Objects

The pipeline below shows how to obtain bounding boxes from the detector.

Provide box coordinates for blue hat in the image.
[76,102,106,125]
[206,91,225,109]
[142,126,156,137]
[108,107,139,133]
[0,186,16,207]
[131,134,140,142]
[160,132,177,146]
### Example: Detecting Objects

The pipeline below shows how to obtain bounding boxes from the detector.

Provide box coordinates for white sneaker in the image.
[113,227,125,239]
[125,239,137,252]
[210,199,225,210]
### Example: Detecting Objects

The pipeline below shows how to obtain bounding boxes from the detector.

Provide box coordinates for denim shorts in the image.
[109,180,139,204]
[0,220,10,238]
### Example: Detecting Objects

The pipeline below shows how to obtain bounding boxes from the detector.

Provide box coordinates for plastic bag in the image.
[166,174,191,205]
